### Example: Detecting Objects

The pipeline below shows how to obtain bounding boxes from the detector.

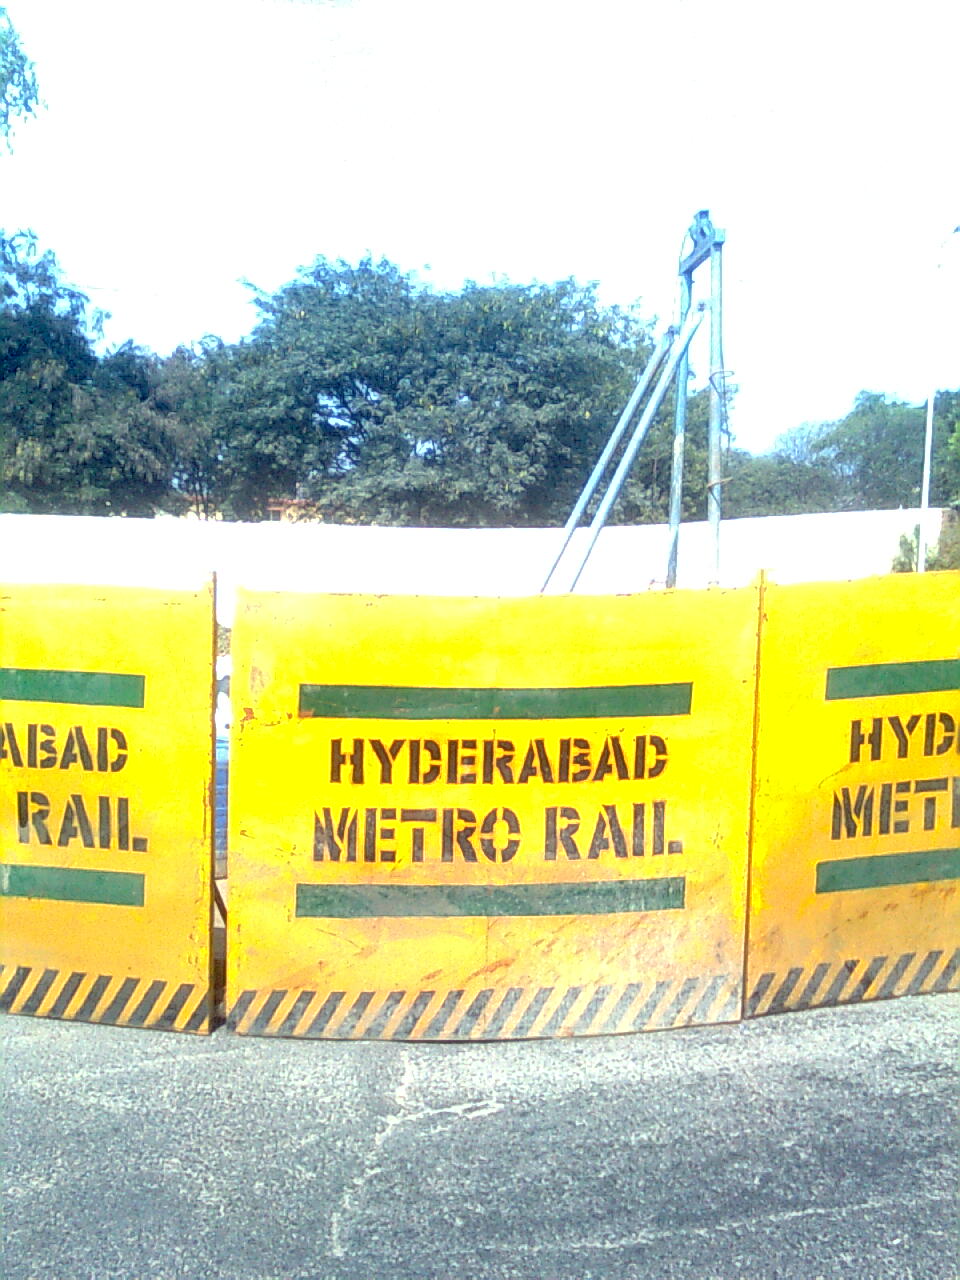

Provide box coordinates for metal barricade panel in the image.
[746,571,960,1017]
[0,583,215,1033]
[228,588,757,1039]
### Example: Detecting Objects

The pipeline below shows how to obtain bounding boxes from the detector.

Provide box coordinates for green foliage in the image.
[893,511,960,573]
[931,510,960,569]
[724,437,842,517]
[892,530,919,572]
[815,392,926,509]
[725,391,960,519]
[154,340,236,519]
[3,226,959,531]
[206,258,674,525]
[0,233,176,515]
[933,390,960,505]
[608,383,711,525]
[0,6,39,144]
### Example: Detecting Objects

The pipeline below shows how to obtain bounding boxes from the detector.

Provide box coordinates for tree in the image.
[723,452,796,518]
[0,233,176,515]
[320,276,658,527]
[892,391,960,571]
[155,340,235,519]
[0,6,40,144]
[818,392,928,509]
[208,257,683,525]
[893,511,960,573]
[723,391,960,521]
[927,510,960,570]
[932,389,960,506]
[611,383,713,525]
[723,432,843,517]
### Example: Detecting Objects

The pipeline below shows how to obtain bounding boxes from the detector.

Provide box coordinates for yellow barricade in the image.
[746,571,960,1017]
[0,583,215,1033]
[227,589,758,1039]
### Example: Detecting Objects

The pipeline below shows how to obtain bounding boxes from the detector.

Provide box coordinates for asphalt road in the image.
[2,994,958,1280]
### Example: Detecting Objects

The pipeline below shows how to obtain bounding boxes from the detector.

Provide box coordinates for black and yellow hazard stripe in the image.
[228,972,741,1040]
[746,946,960,1018]
[0,963,211,1033]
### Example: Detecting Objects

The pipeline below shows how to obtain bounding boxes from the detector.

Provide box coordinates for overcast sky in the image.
[3,0,958,453]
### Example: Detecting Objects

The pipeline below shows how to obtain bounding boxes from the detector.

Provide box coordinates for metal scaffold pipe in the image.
[540,329,675,593]
[666,210,725,589]
[665,271,692,589]
[563,303,707,593]
[707,238,724,585]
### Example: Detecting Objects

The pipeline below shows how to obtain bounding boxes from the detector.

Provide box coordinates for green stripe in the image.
[295,878,685,918]
[816,848,960,893]
[298,683,693,720]
[0,668,145,708]
[825,660,960,700]
[0,864,145,906]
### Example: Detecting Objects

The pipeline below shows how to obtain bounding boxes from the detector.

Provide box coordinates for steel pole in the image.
[566,305,706,592]
[918,390,935,572]
[917,227,958,572]
[707,239,724,585]
[540,331,674,592]
[665,272,692,588]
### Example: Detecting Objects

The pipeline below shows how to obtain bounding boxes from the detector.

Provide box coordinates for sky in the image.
[2,0,958,454]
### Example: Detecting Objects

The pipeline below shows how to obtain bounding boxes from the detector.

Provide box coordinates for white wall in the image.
[0,507,941,625]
